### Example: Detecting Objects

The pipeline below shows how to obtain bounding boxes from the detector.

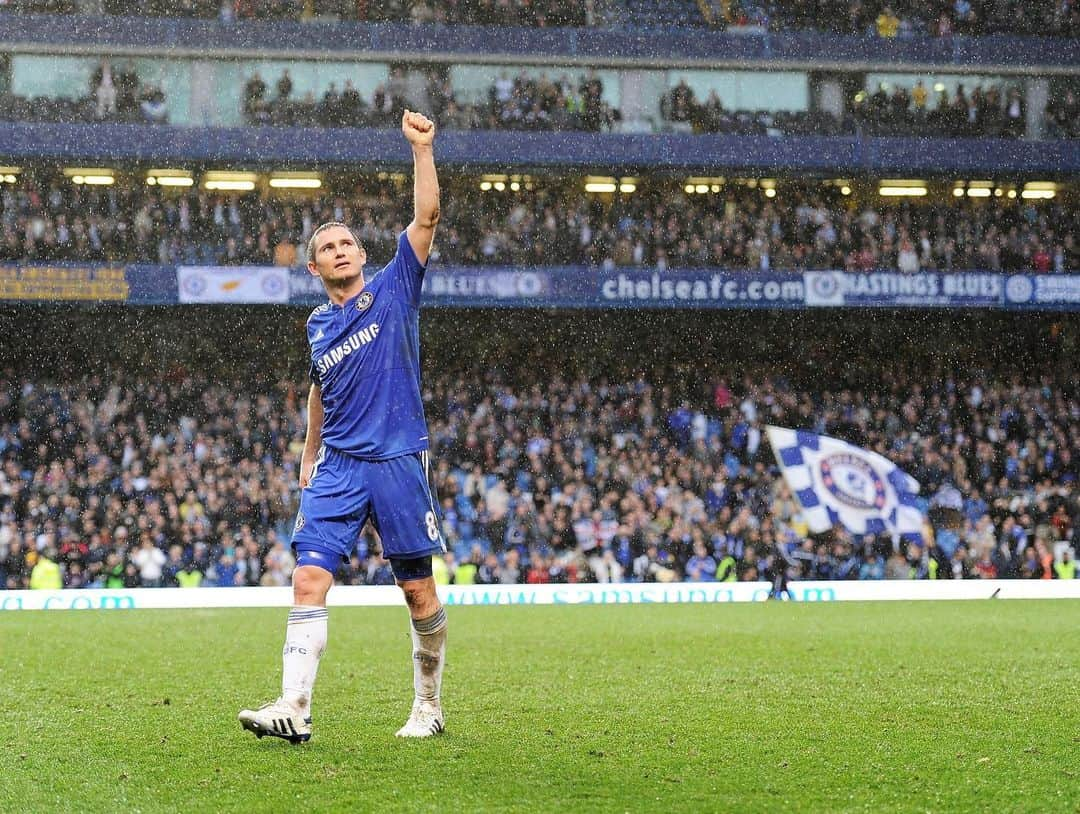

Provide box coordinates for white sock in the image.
[281,605,328,714]
[410,606,447,704]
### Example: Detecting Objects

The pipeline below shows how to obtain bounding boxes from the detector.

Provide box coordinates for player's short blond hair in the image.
[306,222,363,263]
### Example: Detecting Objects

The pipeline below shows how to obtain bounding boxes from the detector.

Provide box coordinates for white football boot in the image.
[395,699,445,738]
[238,698,312,744]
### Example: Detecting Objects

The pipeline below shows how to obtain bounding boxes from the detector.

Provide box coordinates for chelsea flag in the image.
[766,426,924,538]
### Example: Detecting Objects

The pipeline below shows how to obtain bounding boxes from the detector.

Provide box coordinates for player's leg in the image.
[238,559,333,744]
[394,565,447,737]
[239,447,365,744]
[365,452,448,737]
[281,558,334,714]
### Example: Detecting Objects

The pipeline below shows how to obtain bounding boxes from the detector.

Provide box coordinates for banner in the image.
[1,579,1077,611]
[1,263,1078,310]
[597,271,806,308]
[177,266,290,304]
[766,426,924,538]
[802,271,1004,307]
[423,269,554,302]
[1003,273,1080,307]
[0,265,129,302]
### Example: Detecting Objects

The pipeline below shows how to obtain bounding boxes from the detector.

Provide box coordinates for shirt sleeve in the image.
[306,308,323,384]
[385,230,427,308]
[307,328,321,386]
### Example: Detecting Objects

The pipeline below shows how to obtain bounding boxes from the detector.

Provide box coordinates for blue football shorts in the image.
[291,446,446,569]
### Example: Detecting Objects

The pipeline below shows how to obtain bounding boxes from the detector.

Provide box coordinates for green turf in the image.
[0,601,1077,813]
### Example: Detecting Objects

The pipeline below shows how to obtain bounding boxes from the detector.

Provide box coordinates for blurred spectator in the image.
[140,85,169,124]
[875,6,900,37]
[1045,89,1080,139]
[276,69,293,103]
[685,540,718,581]
[1055,549,1076,579]
[661,79,696,126]
[93,59,117,120]
[498,548,523,584]
[29,547,61,589]
[858,549,885,580]
[132,535,167,586]
[244,72,268,123]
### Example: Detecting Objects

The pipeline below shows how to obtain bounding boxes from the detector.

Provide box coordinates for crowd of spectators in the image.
[0,173,1076,273]
[717,1,1080,38]
[249,70,1071,139]
[0,0,77,13]
[250,68,1079,140]
[0,349,1075,590]
[451,69,617,132]
[850,80,1025,138]
[660,78,1035,139]
[243,68,620,132]
[1046,89,1080,140]
[367,0,602,25]
[0,59,168,126]
[9,0,1080,37]
[435,184,1078,273]
[93,0,605,25]
[660,81,841,137]
[2,53,1075,140]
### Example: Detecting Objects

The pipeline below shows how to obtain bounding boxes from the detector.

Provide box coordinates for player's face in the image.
[308,226,367,284]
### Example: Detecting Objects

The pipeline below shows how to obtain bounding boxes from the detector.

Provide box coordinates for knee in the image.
[293,566,331,606]
[400,579,439,617]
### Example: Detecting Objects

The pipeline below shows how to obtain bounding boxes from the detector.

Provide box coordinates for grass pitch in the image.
[0,600,1077,813]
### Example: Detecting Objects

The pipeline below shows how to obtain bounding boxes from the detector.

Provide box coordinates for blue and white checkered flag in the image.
[766,426,924,538]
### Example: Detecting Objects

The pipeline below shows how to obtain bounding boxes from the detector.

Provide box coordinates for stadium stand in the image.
[0,309,1074,589]
[3,72,1066,140]
[622,0,705,28]
[732,0,1080,37]
[0,60,168,126]
[1046,89,1080,140]
[11,0,1080,35]
[0,0,1076,597]
[236,66,620,132]
[1,42,1074,150]
[7,62,1069,141]
[0,172,1075,272]
[88,0,603,25]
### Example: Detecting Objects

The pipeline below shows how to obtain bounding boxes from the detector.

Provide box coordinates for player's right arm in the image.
[402,109,439,266]
[299,383,324,488]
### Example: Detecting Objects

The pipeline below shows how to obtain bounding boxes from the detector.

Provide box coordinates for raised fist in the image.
[402,109,435,147]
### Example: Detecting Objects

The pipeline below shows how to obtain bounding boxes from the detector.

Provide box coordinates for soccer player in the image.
[239,110,447,743]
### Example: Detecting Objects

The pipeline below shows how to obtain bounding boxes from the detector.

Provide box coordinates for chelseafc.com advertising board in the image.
[0,263,1076,310]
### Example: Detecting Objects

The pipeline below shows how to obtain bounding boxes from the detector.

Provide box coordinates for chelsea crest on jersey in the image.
[306,232,430,461]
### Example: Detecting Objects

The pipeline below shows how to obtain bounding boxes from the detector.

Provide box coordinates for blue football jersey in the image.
[306,231,429,460]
